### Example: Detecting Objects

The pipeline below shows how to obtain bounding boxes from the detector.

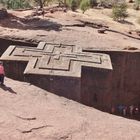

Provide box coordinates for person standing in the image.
[122,106,127,116]
[129,105,134,117]
[0,61,5,85]
[118,105,123,115]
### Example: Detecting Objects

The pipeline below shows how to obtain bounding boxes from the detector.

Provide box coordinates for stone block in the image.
[0,42,112,107]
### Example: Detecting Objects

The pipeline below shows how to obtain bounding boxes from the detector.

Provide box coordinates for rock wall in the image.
[3,61,28,81]
[25,74,81,102]
[0,37,37,56]
[83,49,140,110]
[81,67,112,111]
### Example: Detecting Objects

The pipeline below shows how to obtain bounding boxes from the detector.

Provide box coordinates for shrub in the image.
[90,0,97,7]
[65,0,96,12]
[135,0,140,5]
[70,0,77,11]
[80,0,90,13]
[112,2,128,21]
[134,0,140,10]
[0,0,31,9]
[65,0,79,11]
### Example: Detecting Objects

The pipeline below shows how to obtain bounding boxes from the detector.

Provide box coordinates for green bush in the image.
[90,0,97,7]
[135,0,140,5]
[112,2,128,21]
[65,0,96,12]
[65,0,79,11]
[0,0,31,9]
[80,0,90,13]
[134,0,140,10]
[70,0,77,11]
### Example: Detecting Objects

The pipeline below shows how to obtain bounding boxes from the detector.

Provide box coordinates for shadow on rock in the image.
[0,13,62,31]
[0,84,17,94]
[118,20,134,25]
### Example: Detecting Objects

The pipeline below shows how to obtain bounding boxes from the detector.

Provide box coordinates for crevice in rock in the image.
[65,20,140,41]
[15,115,37,121]
[17,124,52,133]
[106,29,140,40]
[60,135,72,140]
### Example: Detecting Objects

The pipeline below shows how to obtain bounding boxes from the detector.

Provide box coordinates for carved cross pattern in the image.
[0,42,112,77]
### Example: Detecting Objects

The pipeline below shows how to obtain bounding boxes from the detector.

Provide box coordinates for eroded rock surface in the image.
[0,77,140,140]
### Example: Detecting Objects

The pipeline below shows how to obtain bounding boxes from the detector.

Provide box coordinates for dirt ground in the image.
[0,77,139,140]
[0,8,140,50]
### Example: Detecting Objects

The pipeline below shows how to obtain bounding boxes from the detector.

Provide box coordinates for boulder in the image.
[98,28,106,34]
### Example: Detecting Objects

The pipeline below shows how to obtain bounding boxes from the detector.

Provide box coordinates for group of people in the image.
[111,104,140,118]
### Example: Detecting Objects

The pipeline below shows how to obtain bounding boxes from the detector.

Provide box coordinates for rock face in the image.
[0,8,8,19]
[84,48,140,111]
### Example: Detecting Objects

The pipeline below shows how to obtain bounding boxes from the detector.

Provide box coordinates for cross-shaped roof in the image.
[0,42,112,77]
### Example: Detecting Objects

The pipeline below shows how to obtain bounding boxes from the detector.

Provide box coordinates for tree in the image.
[112,2,128,21]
